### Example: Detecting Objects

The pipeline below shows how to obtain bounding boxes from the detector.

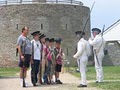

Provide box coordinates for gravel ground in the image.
[0,70,101,90]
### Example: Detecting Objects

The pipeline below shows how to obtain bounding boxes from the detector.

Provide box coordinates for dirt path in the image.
[0,70,101,90]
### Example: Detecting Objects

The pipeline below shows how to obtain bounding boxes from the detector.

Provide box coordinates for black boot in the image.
[56,80,63,84]
[77,84,87,88]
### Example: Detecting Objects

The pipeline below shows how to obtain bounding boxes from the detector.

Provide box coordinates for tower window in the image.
[41,24,43,30]
[16,24,18,30]
[66,24,67,30]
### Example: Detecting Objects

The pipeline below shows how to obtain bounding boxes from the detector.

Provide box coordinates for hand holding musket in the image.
[21,55,25,62]
[74,1,95,58]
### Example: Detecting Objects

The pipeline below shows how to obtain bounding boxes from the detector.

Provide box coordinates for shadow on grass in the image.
[90,80,120,90]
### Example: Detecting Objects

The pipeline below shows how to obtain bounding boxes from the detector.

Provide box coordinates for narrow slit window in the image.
[16,24,18,30]
[41,24,43,30]
[66,24,67,30]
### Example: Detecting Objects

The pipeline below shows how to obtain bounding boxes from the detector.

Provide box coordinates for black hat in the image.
[45,38,50,41]
[39,34,46,39]
[55,38,62,43]
[75,31,85,35]
[31,31,40,36]
[49,38,55,42]
[92,28,101,33]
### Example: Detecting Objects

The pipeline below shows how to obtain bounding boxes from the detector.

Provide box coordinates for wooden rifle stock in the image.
[39,42,43,84]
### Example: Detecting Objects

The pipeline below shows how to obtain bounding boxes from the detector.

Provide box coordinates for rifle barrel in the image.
[80,1,95,38]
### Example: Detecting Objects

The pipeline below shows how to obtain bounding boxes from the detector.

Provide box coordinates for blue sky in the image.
[79,0,120,30]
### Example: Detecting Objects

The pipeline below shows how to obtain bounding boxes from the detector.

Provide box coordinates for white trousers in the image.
[77,56,88,85]
[94,52,104,82]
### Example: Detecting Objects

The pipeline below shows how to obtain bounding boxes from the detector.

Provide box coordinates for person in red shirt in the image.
[43,38,50,84]
[46,38,55,84]
[54,38,63,84]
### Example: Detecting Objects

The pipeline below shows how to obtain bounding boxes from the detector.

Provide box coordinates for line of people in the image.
[16,26,105,88]
[17,26,63,87]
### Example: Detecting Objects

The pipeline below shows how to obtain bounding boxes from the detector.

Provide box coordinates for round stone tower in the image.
[0,0,90,67]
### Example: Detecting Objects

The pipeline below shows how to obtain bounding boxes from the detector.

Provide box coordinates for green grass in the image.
[0,67,20,78]
[90,81,120,90]
[70,66,120,80]
[69,66,120,90]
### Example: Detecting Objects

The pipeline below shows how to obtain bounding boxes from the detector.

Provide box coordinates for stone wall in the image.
[0,3,90,67]
[103,42,120,66]
[33,0,46,2]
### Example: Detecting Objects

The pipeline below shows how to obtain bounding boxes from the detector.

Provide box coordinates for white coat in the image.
[73,38,91,85]
[89,34,105,82]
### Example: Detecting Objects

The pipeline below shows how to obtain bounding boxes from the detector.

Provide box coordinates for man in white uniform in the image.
[73,31,91,87]
[89,28,105,83]
[31,31,42,86]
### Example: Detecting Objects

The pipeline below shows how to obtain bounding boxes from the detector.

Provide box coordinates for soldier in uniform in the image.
[54,38,63,84]
[31,31,42,86]
[73,31,91,87]
[39,34,49,84]
[17,26,32,87]
[89,28,105,83]
[43,38,50,84]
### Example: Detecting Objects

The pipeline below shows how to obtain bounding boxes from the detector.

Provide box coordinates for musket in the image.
[94,49,100,66]
[94,25,105,66]
[79,1,95,39]
[77,1,95,68]
[39,41,43,84]
[101,25,105,36]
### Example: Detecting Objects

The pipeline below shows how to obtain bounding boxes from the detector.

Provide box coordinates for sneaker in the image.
[21,82,23,87]
[25,83,29,87]
[96,81,103,83]
[56,80,63,84]
[51,81,55,85]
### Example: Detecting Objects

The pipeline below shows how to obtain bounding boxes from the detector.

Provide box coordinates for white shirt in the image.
[89,34,105,53]
[73,38,91,59]
[31,39,42,60]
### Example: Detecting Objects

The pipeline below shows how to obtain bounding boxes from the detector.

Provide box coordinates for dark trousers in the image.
[31,60,40,84]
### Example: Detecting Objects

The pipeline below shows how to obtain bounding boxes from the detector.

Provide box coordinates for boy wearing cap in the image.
[31,31,42,86]
[89,28,105,83]
[17,26,32,87]
[47,38,55,84]
[39,34,46,84]
[73,31,91,87]
[42,38,49,84]
[54,38,63,84]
